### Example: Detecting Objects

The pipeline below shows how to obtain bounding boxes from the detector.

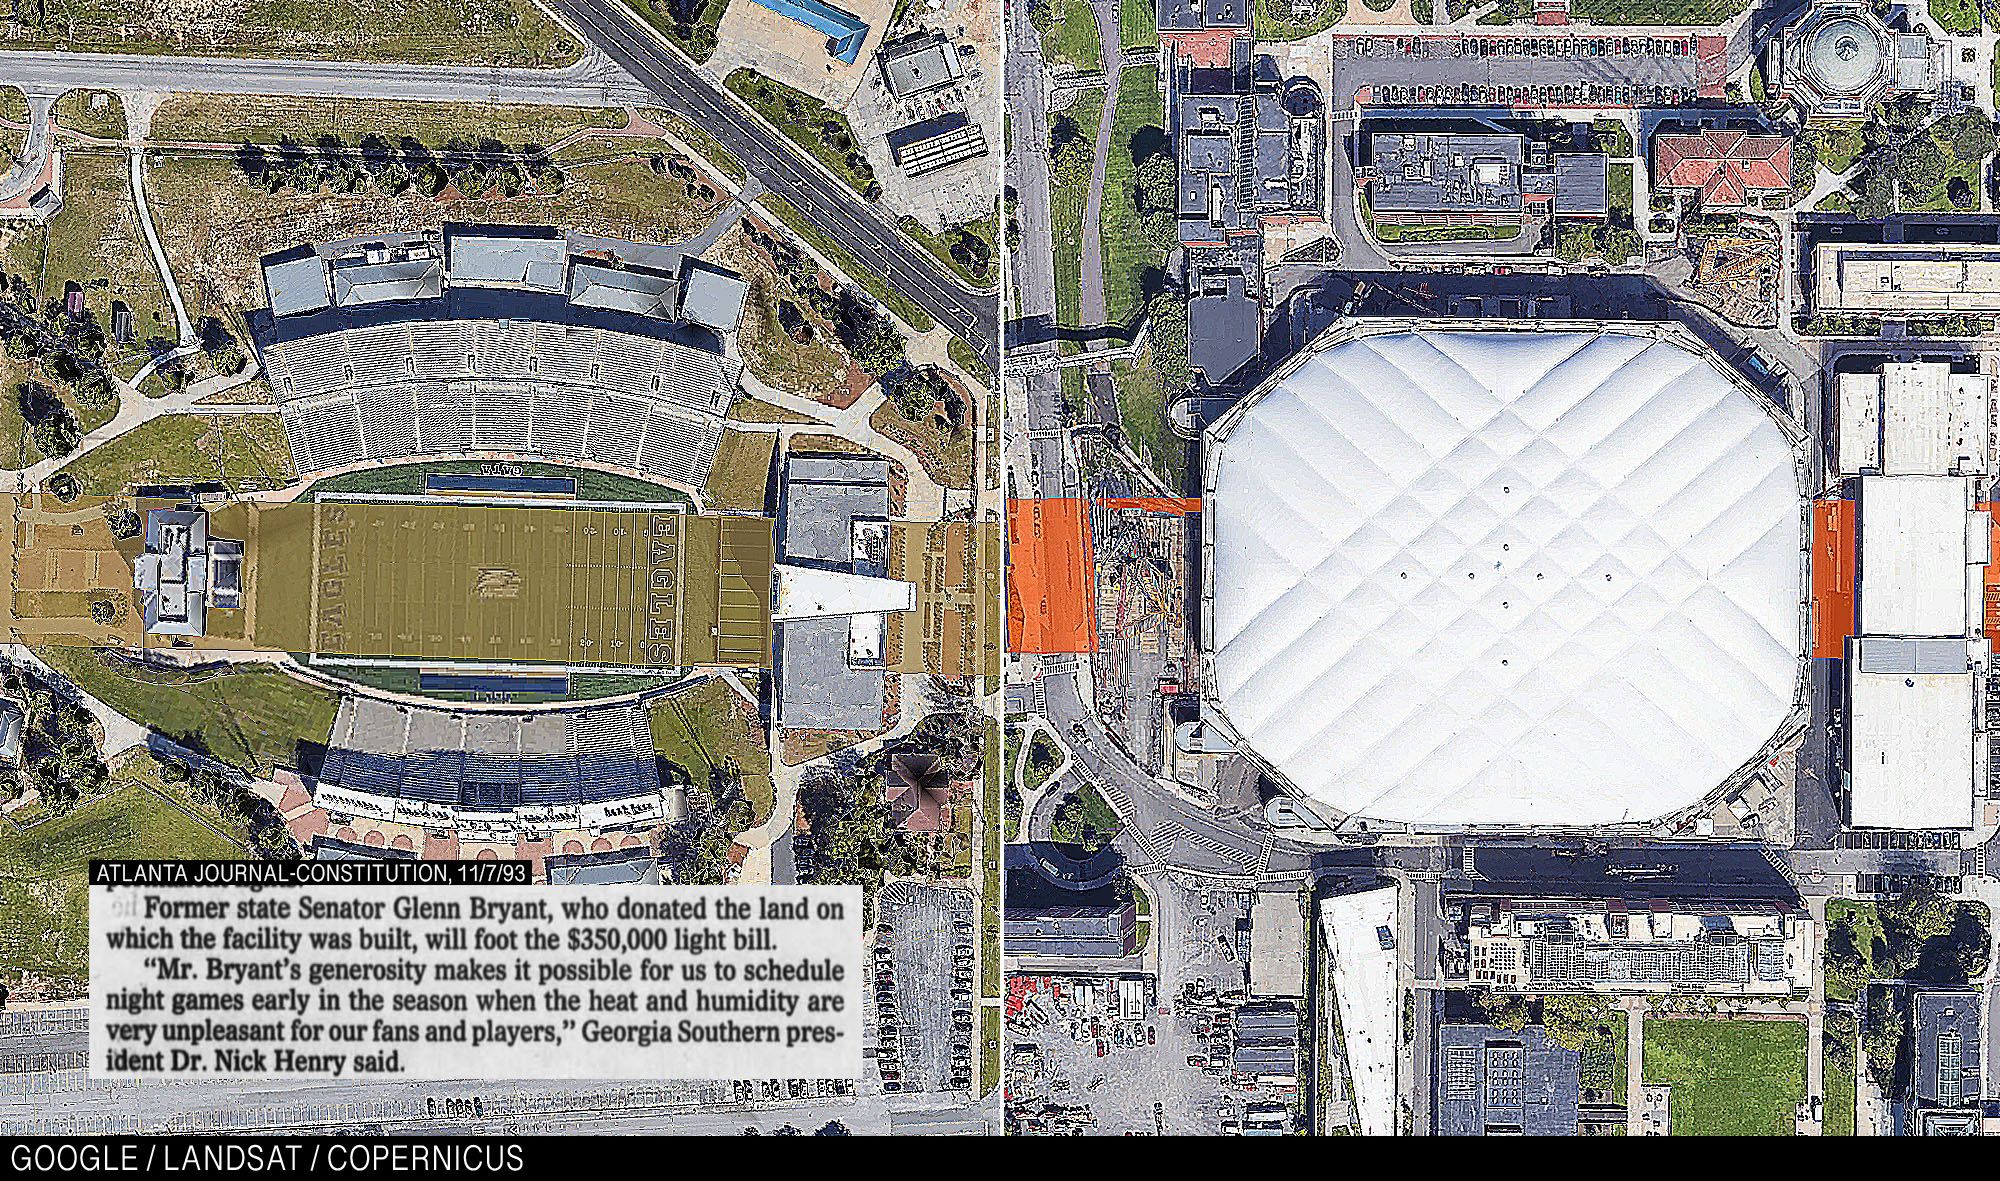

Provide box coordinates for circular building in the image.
[1199,322,1807,828]
[1774,0,1934,119]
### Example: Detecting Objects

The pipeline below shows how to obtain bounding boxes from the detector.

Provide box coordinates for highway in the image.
[542,0,997,358]
[0,47,650,106]
[0,0,997,361]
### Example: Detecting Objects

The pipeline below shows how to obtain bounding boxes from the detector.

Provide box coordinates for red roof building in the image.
[1653,130,1793,210]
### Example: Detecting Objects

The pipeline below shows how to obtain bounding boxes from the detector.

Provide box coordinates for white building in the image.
[1199,320,1808,828]
[1838,361,1991,830]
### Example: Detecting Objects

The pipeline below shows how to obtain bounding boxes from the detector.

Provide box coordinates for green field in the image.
[0,776,245,984]
[1253,0,1345,39]
[35,647,342,777]
[50,413,297,495]
[1038,0,1103,74]
[759,195,935,332]
[9,0,577,66]
[724,70,878,200]
[648,677,775,824]
[1050,92,1103,330]
[1100,65,1167,330]
[1642,1018,1808,1136]
[148,94,622,147]
[303,459,691,505]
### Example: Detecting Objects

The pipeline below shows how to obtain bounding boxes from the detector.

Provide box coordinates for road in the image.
[0,46,650,107]
[0,0,998,361]
[542,0,996,358]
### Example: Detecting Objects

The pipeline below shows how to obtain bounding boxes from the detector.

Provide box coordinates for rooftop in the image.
[1202,322,1805,827]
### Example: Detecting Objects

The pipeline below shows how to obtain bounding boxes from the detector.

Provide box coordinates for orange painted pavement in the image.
[1810,498,1855,660]
[1006,498,1097,654]
[1980,504,2000,646]
[1097,497,1203,514]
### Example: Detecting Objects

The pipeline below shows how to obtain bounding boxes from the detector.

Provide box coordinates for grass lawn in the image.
[10,0,577,65]
[1253,0,1345,39]
[1,88,27,169]
[759,195,935,332]
[869,399,974,490]
[1040,0,1103,74]
[24,150,173,361]
[1050,92,1102,330]
[1929,0,1980,33]
[1642,1017,1808,1136]
[900,206,999,291]
[703,427,776,511]
[948,335,991,388]
[148,94,622,147]
[0,775,245,985]
[1824,899,1884,1004]
[1609,161,1635,223]
[648,678,775,824]
[980,1004,1002,1096]
[54,90,126,141]
[627,0,730,64]
[1119,0,1157,47]
[724,69,878,200]
[647,109,748,186]
[981,717,1001,997]
[306,458,692,504]
[1809,124,1868,175]
[50,413,297,495]
[1570,0,1748,20]
[1101,65,1166,330]
[1110,348,1186,489]
[36,646,341,777]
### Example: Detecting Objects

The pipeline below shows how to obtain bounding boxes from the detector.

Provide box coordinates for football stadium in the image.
[0,224,990,875]
[1199,320,1811,829]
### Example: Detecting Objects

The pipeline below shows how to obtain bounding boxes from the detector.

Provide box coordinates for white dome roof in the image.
[1204,327,1804,827]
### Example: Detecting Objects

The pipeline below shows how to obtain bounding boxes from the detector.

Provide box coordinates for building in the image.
[1199,321,1806,828]
[743,0,869,64]
[1911,991,1983,1119]
[1188,266,1258,386]
[1652,129,1792,210]
[879,30,961,98]
[1837,362,1990,830]
[328,240,444,307]
[1231,1000,1300,1087]
[1813,243,2000,315]
[886,112,989,177]
[1003,842,1137,959]
[1248,891,1305,999]
[1434,1024,1582,1136]
[443,225,568,292]
[1457,902,1816,996]
[884,752,952,833]
[132,509,242,638]
[773,455,917,732]
[1367,131,1609,228]
[1369,132,1524,227]
[263,226,751,334]
[1772,0,1943,119]
[0,700,22,766]
[1320,885,1399,1136]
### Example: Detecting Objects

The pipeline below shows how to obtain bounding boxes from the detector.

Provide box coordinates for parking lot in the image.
[1007,884,1292,1135]
[1332,32,1715,109]
[873,883,978,1096]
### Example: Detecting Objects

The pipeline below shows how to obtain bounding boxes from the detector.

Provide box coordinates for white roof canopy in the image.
[1203,326,1805,826]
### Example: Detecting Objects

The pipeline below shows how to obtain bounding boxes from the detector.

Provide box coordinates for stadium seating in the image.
[266,318,738,489]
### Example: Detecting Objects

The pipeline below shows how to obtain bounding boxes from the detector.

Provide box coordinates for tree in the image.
[1895,146,1946,200]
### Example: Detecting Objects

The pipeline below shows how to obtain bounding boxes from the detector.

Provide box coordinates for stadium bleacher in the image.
[315,696,662,812]
[263,317,738,489]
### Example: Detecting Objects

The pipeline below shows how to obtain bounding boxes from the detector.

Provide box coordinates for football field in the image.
[250,499,772,670]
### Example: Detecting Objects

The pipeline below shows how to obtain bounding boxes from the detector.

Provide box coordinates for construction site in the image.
[1087,499,1197,778]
